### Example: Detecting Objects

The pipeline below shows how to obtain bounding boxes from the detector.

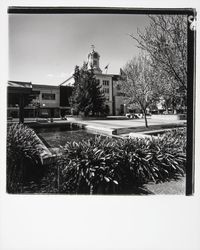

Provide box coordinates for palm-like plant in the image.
[7,123,43,193]
[58,128,186,194]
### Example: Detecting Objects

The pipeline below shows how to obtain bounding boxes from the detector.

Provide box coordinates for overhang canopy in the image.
[8,81,32,94]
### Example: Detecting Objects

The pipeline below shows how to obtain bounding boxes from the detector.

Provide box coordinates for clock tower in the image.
[87,45,102,74]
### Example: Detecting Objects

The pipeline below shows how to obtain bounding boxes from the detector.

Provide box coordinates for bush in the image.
[7,123,43,193]
[58,129,186,194]
[58,137,117,194]
[8,126,186,194]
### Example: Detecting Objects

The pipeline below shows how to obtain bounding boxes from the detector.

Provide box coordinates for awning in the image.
[8,81,32,94]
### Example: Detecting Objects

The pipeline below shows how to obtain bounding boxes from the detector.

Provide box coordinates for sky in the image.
[9,14,149,85]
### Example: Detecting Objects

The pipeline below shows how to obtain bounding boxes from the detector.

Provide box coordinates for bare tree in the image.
[120,53,159,127]
[130,15,187,92]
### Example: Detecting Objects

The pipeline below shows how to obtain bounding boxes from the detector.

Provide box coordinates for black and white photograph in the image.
[1,2,200,250]
[7,7,195,195]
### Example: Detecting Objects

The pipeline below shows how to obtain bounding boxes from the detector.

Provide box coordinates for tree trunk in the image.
[165,105,169,114]
[143,110,148,128]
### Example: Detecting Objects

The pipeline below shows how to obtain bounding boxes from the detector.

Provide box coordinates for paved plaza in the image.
[67,117,186,129]
[11,116,186,136]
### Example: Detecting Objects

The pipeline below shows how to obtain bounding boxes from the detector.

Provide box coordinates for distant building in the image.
[7,48,130,119]
[7,80,33,122]
[7,81,61,119]
[59,85,73,117]
[61,46,125,115]
[32,84,60,118]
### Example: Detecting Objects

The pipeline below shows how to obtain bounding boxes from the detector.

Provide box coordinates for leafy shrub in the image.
[7,123,43,193]
[58,137,119,194]
[160,128,186,153]
[58,128,186,194]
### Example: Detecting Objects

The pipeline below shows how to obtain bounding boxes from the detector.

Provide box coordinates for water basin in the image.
[36,127,101,148]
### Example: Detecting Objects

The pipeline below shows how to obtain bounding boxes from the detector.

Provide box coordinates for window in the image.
[103,88,109,94]
[42,93,56,100]
[103,80,109,86]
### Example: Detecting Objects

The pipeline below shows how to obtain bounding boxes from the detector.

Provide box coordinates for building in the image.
[32,84,60,118]
[7,81,61,119]
[7,81,33,122]
[59,85,73,117]
[61,46,125,116]
[7,47,129,120]
[112,75,127,115]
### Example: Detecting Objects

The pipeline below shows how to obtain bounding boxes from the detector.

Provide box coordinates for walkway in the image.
[9,116,186,136]
[67,116,186,127]
[66,117,186,135]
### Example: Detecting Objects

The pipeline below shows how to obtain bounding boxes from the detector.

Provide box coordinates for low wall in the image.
[151,114,187,120]
[35,134,56,165]
[85,125,115,136]
[72,115,129,121]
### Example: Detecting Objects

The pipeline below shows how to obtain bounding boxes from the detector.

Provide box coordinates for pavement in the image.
[9,116,186,136]
[67,116,186,129]
[66,117,186,136]
[144,176,185,195]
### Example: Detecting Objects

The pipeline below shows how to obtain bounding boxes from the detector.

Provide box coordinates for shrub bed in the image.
[58,128,186,194]
[7,123,44,193]
[7,124,186,194]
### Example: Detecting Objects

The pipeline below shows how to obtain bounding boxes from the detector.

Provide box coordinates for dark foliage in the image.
[8,125,186,194]
[58,128,186,194]
[7,123,43,193]
[71,63,106,116]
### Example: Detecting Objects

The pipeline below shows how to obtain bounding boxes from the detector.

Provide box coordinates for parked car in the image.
[61,115,68,120]
[125,113,132,119]
[125,113,140,119]
[133,113,142,119]
[135,113,143,118]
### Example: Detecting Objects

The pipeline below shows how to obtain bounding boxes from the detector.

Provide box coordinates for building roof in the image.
[32,84,59,89]
[8,81,32,94]
[8,80,32,89]
[59,75,74,87]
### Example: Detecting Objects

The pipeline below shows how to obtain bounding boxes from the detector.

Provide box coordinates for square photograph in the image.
[7,8,195,195]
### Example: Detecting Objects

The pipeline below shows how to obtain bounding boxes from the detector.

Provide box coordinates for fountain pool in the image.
[36,127,102,148]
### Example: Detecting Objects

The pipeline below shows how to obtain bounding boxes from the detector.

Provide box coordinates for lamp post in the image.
[124,103,127,115]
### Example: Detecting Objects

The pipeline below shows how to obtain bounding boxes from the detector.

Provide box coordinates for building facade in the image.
[7,48,128,119]
[7,81,33,122]
[61,47,126,116]
[7,82,62,119]
[32,84,60,118]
